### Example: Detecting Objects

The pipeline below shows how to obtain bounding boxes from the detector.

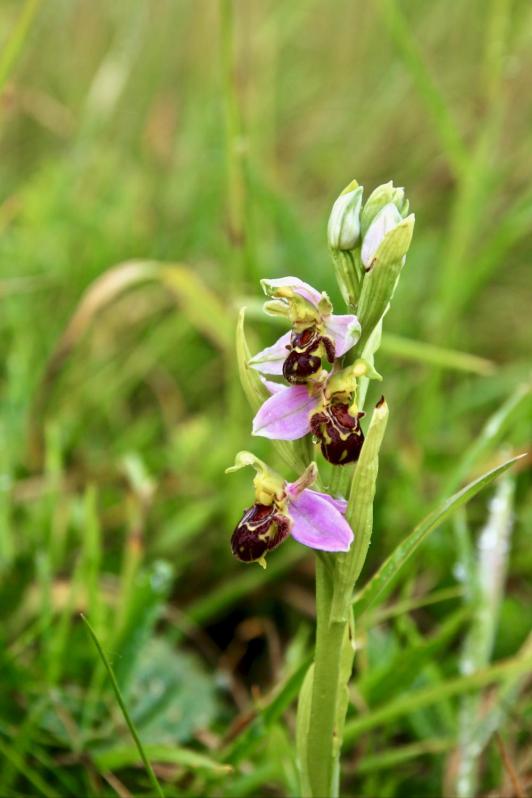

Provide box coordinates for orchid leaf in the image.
[236,308,270,413]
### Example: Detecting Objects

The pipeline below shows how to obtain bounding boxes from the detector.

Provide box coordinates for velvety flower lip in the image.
[310,403,365,465]
[248,277,361,377]
[228,455,353,564]
[282,326,333,385]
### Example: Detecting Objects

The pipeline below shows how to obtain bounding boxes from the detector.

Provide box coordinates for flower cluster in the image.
[248,277,369,464]
[227,454,353,567]
[228,179,415,565]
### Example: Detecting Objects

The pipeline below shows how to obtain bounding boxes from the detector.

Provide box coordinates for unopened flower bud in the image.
[327,182,363,251]
[361,181,409,236]
[356,210,415,349]
[361,205,415,270]
[361,204,403,269]
[310,403,365,465]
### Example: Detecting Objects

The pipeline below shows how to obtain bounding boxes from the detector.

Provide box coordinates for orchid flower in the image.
[248,277,361,384]
[226,452,353,566]
[253,361,381,465]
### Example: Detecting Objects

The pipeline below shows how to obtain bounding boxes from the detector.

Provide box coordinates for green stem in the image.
[303,347,389,795]
[305,558,349,797]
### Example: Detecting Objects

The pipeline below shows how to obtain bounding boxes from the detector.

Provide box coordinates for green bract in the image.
[356,213,415,351]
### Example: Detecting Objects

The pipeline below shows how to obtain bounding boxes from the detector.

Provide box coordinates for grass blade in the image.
[455,475,516,797]
[440,384,530,498]
[360,608,470,703]
[222,655,311,765]
[93,744,232,776]
[81,614,165,798]
[27,259,232,468]
[0,0,42,93]
[344,650,532,743]
[377,0,467,176]
[184,544,303,628]
[369,585,464,623]
[0,738,56,798]
[380,333,495,375]
[354,738,456,774]
[354,454,524,615]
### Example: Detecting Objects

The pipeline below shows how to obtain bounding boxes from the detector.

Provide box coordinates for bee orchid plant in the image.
[228,179,415,797]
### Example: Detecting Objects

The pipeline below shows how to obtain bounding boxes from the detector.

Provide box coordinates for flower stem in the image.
[305,558,350,797]
[302,399,389,795]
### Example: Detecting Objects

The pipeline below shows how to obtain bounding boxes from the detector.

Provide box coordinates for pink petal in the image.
[261,277,322,308]
[325,314,361,357]
[260,377,286,395]
[305,489,348,515]
[248,331,291,376]
[361,203,403,268]
[287,489,353,552]
[252,385,316,440]
[285,464,318,498]
[286,483,347,513]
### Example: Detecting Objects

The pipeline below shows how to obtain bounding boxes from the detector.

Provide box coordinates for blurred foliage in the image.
[0,0,530,796]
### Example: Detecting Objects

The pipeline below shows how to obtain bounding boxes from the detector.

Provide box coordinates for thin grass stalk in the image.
[0,0,42,94]
[81,615,165,798]
[0,697,50,795]
[80,507,143,740]
[376,0,467,177]
[343,649,532,743]
[0,738,56,798]
[454,474,515,798]
[219,0,254,286]
[0,422,14,567]
[439,383,529,500]
[419,0,511,437]
[470,632,532,752]
[219,0,255,513]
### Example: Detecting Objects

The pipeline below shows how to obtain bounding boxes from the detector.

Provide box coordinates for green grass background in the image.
[0,1,530,796]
